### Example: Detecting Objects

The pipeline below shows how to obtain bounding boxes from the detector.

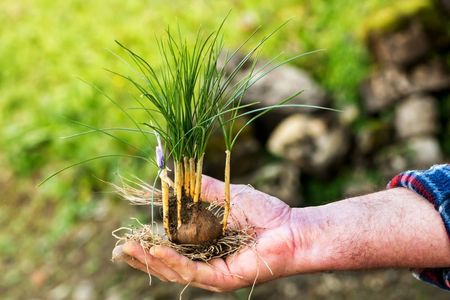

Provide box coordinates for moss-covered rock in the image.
[358,0,434,41]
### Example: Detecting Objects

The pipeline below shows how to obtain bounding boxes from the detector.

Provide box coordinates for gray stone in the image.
[395,94,438,138]
[339,104,360,125]
[267,114,349,173]
[219,51,328,113]
[410,59,450,93]
[360,67,412,113]
[376,136,443,178]
[248,162,302,207]
[376,146,409,179]
[217,50,252,76]
[369,21,429,67]
[204,118,261,179]
[356,120,392,155]
[407,136,443,169]
[361,60,450,113]
[218,53,329,136]
[243,64,328,112]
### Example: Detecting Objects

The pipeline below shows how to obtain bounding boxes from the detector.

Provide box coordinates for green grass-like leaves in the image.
[116,20,335,166]
[115,27,225,163]
[38,19,337,188]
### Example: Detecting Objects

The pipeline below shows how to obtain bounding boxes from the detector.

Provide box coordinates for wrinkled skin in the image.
[112,175,303,292]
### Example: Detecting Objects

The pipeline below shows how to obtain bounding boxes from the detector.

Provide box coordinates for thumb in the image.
[201,175,225,203]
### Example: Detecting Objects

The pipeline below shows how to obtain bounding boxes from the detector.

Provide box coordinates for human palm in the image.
[113,175,299,292]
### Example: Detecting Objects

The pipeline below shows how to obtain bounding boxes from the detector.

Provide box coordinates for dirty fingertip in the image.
[150,245,164,257]
[122,241,140,255]
[111,245,124,262]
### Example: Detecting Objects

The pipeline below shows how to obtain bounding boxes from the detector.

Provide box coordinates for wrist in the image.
[287,197,380,274]
[287,190,414,274]
[288,190,409,273]
[287,188,450,274]
[286,206,332,274]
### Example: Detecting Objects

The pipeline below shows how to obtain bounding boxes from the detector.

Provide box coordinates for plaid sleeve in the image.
[387,164,450,290]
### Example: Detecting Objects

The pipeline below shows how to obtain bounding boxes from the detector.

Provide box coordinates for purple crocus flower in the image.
[155,134,165,169]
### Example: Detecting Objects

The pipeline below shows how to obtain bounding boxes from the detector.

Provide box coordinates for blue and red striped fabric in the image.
[387,164,450,290]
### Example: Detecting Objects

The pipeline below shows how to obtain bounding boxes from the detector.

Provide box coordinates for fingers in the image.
[122,254,151,274]
[122,242,183,283]
[121,241,237,292]
[150,245,231,292]
[113,243,173,282]
[112,245,153,274]
[150,245,196,281]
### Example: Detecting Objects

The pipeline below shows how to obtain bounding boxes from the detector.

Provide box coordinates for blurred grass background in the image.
[1,0,443,299]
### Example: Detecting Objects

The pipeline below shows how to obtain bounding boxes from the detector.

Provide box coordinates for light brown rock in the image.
[267,114,348,173]
[395,94,438,138]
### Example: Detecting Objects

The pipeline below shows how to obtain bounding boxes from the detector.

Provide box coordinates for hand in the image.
[113,176,450,292]
[112,175,306,292]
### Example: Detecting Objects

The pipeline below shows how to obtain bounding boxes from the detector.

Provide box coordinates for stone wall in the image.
[204,1,450,206]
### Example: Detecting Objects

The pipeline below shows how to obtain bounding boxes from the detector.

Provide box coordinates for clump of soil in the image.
[168,195,222,244]
[172,205,223,244]
[111,178,254,261]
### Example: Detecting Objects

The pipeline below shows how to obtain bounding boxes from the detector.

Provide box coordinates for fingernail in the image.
[149,246,156,256]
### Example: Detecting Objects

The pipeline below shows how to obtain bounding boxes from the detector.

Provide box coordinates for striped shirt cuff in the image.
[387,164,450,290]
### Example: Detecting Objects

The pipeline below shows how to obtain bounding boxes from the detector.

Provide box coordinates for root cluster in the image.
[113,223,254,261]
[111,176,255,261]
